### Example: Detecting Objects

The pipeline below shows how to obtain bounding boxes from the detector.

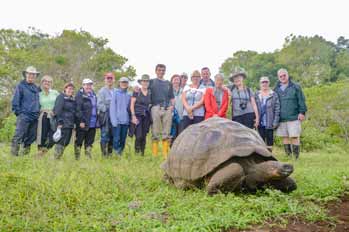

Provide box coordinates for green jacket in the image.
[274,80,307,122]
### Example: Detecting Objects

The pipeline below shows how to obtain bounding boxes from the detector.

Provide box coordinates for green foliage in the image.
[0,27,136,122]
[220,35,349,88]
[302,81,349,148]
[0,115,16,142]
[0,144,348,231]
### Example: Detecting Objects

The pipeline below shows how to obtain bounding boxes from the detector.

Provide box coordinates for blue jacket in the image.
[110,88,131,127]
[12,80,40,121]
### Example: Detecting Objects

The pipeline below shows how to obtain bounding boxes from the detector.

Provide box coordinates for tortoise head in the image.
[250,161,294,181]
[266,161,294,179]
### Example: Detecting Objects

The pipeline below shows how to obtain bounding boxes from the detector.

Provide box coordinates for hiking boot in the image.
[54,144,65,159]
[37,147,48,157]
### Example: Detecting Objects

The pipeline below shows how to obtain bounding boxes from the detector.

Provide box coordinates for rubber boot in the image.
[152,141,159,157]
[107,143,113,156]
[162,140,169,159]
[284,144,292,156]
[141,141,146,156]
[74,145,81,160]
[85,146,92,159]
[100,143,108,157]
[292,144,300,160]
[11,143,20,156]
[54,144,65,159]
[21,146,31,156]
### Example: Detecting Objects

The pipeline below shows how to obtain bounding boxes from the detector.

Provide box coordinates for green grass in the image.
[0,141,348,231]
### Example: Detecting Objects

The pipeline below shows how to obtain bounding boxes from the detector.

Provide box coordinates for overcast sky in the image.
[1,0,349,80]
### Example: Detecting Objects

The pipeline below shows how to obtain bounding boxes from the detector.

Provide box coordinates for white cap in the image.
[119,77,129,83]
[82,78,93,85]
[259,76,270,82]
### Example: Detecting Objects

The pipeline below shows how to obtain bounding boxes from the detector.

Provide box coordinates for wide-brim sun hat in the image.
[229,67,247,82]
[137,74,150,84]
[22,66,40,78]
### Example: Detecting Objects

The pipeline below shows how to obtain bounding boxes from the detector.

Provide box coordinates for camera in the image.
[239,102,247,110]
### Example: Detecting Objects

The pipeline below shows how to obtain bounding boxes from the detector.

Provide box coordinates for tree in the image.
[0,28,136,123]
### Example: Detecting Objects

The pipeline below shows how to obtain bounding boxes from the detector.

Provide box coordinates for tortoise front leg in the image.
[207,163,244,195]
[268,177,297,193]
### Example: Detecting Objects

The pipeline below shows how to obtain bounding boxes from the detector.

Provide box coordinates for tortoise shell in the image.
[162,117,276,181]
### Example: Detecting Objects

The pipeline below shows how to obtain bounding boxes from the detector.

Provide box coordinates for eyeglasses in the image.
[105,77,114,80]
[261,81,269,84]
[279,74,287,78]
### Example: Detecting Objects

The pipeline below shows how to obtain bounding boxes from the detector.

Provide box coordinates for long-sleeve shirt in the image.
[109,88,131,127]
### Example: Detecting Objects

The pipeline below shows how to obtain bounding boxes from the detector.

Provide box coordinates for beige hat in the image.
[229,67,247,82]
[260,76,270,83]
[137,74,150,84]
[22,66,40,78]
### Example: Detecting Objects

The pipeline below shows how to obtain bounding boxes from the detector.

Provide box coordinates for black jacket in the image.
[75,89,98,130]
[53,93,76,129]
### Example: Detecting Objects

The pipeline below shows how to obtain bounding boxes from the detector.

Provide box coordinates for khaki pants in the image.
[151,105,173,141]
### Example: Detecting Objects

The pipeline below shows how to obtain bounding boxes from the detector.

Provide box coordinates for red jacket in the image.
[204,88,229,119]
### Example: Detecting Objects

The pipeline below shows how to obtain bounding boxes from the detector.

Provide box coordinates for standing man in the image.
[109,77,131,155]
[274,69,307,159]
[149,64,175,158]
[11,66,41,156]
[199,67,215,89]
[97,72,115,157]
[75,79,99,159]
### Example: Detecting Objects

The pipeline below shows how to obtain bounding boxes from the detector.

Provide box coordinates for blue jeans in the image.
[112,124,129,155]
[12,115,38,147]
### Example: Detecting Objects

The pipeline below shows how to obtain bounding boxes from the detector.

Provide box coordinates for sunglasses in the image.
[261,81,269,84]
[279,74,287,78]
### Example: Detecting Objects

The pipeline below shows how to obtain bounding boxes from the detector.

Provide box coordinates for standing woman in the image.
[130,74,152,155]
[180,70,205,132]
[229,68,259,129]
[53,83,76,159]
[75,79,99,160]
[255,76,280,152]
[170,74,183,142]
[37,75,59,157]
[204,74,229,119]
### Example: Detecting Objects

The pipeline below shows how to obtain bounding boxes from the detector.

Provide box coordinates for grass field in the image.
[0,141,348,232]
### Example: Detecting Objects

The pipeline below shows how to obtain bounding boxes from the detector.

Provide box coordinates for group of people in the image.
[10,64,307,160]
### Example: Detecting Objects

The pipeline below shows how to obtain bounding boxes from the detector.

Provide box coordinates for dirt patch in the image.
[227,195,349,232]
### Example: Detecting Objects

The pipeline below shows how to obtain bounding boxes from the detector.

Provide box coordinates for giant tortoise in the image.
[162,117,297,195]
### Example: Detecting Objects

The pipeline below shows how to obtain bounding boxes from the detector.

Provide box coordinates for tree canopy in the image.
[0,28,136,120]
[220,35,349,88]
